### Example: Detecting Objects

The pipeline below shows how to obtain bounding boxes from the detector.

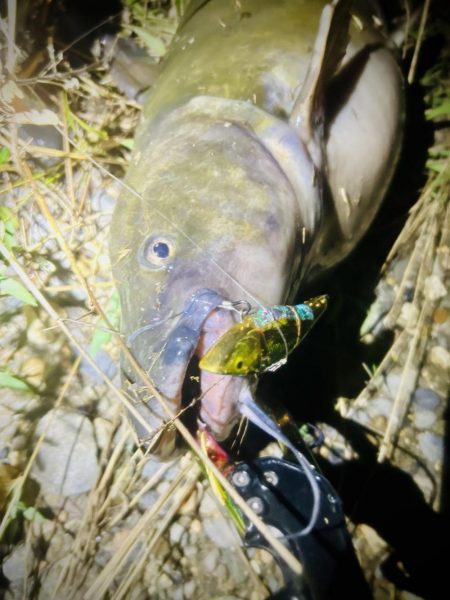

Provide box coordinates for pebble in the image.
[412,387,441,411]
[367,397,393,419]
[2,543,26,582]
[429,345,450,370]
[9,433,27,451]
[183,580,196,598]
[93,417,113,451]
[137,489,158,511]
[170,587,184,600]
[370,414,387,431]
[190,518,202,534]
[156,480,171,496]
[398,302,419,329]
[26,319,51,350]
[418,432,443,464]
[202,548,219,573]
[384,372,402,396]
[0,403,13,430]
[413,410,436,429]
[0,389,30,412]
[32,407,99,496]
[20,356,46,388]
[202,516,240,549]
[424,275,447,301]
[433,306,449,324]
[157,572,173,589]
[169,522,185,545]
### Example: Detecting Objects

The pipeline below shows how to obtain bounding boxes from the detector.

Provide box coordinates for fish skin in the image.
[110,0,403,455]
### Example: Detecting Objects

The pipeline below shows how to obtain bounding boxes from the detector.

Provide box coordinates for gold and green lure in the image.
[200,295,328,375]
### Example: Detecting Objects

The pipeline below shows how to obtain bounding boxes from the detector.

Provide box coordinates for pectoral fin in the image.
[290,0,352,167]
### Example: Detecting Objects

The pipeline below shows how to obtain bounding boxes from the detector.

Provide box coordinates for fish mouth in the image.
[124,288,247,455]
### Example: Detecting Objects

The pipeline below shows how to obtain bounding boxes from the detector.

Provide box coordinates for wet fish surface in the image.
[110,0,403,456]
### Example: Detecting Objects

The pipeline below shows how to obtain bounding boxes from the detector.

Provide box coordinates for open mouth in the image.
[124,289,249,453]
[193,306,245,439]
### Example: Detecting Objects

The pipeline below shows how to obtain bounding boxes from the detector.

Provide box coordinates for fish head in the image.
[110,110,303,455]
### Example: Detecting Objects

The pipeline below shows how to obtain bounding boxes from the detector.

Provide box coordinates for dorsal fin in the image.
[290,0,352,166]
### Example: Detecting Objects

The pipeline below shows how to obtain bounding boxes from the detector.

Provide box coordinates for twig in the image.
[6,0,17,74]
[407,0,431,84]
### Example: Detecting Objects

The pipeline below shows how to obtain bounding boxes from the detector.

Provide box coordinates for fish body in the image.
[199,295,328,375]
[110,0,403,454]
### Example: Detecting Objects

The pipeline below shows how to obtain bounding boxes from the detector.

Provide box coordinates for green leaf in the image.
[22,506,46,523]
[0,147,10,165]
[0,206,19,250]
[0,277,38,306]
[426,100,450,121]
[89,292,120,357]
[0,370,33,393]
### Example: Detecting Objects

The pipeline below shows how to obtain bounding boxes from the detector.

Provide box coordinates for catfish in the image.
[110,0,403,457]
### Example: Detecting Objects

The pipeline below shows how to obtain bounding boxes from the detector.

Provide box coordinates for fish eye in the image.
[139,235,175,269]
[153,241,170,258]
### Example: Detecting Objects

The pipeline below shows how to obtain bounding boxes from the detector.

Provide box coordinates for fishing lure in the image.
[199,295,328,376]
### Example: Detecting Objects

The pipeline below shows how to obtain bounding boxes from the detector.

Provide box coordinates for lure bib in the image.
[199,295,328,376]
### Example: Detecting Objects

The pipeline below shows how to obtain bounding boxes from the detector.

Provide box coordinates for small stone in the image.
[32,408,98,496]
[202,548,219,573]
[367,396,393,418]
[433,306,449,324]
[26,319,50,350]
[202,516,240,548]
[190,518,202,534]
[370,415,387,431]
[8,450,22,467]
[418,432,443,464]
[0,389,30,412]
[0,403,13,430]
[169,522,185,545]
[424,275,447,301]
[183,580,196,598]
[429,346,450,370]
[413,410,436,429]
[2,544,26,582]
[215,563,229,580]
[157,573,172,589]
[170,587,184,600]
[20,356,46,388]
[413,388,441,411]
[398,302,419,329]
[93,417,113,451]
[384,372,402,396]
[156,480,171,496]
[10,434,27,451]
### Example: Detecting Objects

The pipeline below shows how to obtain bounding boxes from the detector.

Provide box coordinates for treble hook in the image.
[218,299,252,319]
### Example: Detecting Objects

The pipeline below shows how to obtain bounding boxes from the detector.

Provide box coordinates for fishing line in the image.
[126,310,177,345]
[238,392,321,537]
